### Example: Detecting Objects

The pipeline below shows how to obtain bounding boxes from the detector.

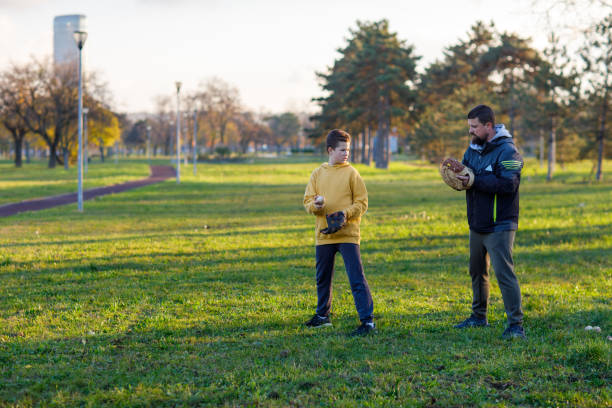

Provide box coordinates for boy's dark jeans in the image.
[315,243,373,323]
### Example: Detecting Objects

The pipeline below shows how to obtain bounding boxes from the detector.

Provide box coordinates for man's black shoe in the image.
[349,322,376,337]
[501,324,526,339]
[305,314,332,328]
[454,315,490,329]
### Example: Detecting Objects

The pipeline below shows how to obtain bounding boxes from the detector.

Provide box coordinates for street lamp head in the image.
[73,30,88,50]
[147,125,152,131]
[175,81,182,93]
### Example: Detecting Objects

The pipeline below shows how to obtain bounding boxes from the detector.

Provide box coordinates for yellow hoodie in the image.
[303,162,368,245]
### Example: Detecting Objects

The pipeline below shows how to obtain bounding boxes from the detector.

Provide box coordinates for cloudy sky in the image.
[0,0,606,114]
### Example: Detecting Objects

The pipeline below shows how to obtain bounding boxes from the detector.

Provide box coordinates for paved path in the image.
[0,165,175,218]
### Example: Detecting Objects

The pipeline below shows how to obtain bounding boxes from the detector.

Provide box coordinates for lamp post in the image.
[183,112,188,166]
[146,125,151,164]
[83,107,89,175]
[73,30,87,212]
[193,109,197,176]
[175,81,181,184]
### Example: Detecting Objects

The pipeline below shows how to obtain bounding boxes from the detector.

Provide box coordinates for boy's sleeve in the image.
[304,169,324,215]
[344,170,368,220]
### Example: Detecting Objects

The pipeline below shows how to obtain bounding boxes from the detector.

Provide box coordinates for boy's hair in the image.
[467,105,495,126]
[326,129,351,151]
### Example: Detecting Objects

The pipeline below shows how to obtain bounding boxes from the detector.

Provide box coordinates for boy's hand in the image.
[314,195,325,209]
[320,211,346,234]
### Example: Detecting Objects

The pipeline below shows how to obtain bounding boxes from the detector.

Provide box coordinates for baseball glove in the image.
[439,158,475,191]
[320,211,346,234]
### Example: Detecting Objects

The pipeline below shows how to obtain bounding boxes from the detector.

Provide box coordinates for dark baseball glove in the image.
[439,158,475,191]
[320,211,346,234]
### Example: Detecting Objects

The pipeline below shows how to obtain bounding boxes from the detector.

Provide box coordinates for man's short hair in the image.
[467,105,495,126]
[326,129,351,150]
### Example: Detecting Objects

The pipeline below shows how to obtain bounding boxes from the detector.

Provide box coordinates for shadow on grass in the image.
[1,305,610,406]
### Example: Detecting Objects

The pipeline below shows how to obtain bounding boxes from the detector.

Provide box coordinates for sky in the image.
[0,0,607,114]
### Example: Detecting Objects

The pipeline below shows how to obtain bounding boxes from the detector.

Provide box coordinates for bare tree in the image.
[194,78,241,149]
[0,69,32,167]
[149,95,175,155]
[234,111,272,154]
[0,59,79,168]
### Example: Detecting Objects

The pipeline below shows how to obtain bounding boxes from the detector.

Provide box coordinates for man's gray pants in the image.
[469,230,523,326]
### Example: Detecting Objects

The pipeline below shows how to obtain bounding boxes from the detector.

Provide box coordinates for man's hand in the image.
[456,175,471,188]
[439,158,474,191]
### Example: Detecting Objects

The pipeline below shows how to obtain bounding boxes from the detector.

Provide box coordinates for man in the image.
[455,104,525,339]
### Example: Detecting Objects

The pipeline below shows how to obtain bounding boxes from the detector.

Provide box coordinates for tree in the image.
[0,71,32,167]
[266,112,301,154]
[532,33,578,181]
[477,32,541,137]
[125,120,148,148]
[149,96,174,155]
[413,23,498,160]
[234,111,270,154]
[418,22,496,110]
[195,78,241,149]
[0,59,79,168]
[88,105,120,162]
[581,13,612,181]
[313,20,420,168]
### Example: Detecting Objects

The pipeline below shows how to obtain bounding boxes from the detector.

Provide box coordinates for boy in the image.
[303,129,375,336]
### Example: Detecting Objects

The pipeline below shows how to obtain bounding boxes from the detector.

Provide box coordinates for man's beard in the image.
[471,133,485,146]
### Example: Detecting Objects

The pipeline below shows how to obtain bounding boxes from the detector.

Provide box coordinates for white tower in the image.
[53,15,86,67]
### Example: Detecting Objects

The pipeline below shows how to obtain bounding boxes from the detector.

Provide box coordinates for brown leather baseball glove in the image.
[439,158,475,191]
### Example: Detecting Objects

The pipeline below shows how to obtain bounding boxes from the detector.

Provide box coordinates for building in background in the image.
[53,14,86,67]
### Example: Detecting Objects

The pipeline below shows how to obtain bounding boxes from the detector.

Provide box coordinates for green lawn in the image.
[0,159,153,206]
[0,158,610,407]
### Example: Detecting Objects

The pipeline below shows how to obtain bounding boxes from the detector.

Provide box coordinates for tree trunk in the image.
[48,151,56,168]
[24,140,30,164]
[384,127,390,164]
[47,140,59,168]
[361,128,366,164]
[375,121,389,169]
[219,124,226,145]
[539,130,544,168]
[350,132,356,163]
[13,137,23,167]
[208,132,217,150]
[596,83,607,182]
[100,145,105,162]
[165,137,171,156]
[367,126,372,165]
[63,148,69,170]
[547,116,555,182]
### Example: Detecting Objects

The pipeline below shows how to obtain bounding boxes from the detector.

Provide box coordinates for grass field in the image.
[0,159,152,206]
[0,158,610,407]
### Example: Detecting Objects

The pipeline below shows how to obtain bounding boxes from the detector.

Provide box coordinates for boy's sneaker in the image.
[350,321,376,337]
[454,315,490,328]
[501,324,526,339]
[305,314,332,328]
